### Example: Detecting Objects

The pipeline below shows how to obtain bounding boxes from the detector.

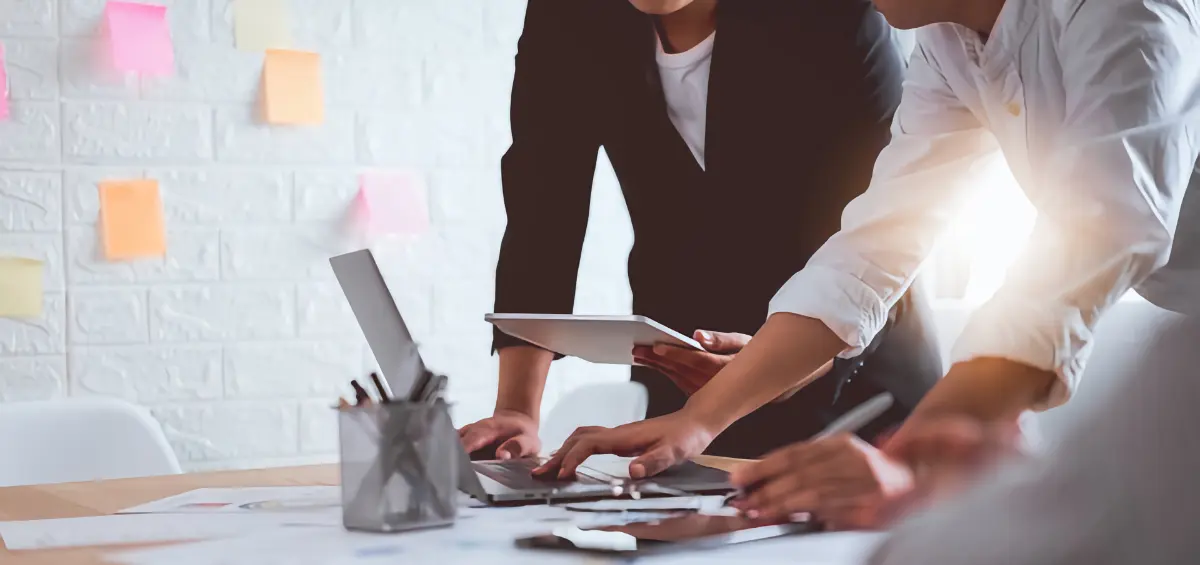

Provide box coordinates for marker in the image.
[725,392,894,506]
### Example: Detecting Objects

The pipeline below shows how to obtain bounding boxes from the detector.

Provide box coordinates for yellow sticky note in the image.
[263,49,324,125]
[235,0,293,52]
[0,258,44,318]
[99,179,167,260]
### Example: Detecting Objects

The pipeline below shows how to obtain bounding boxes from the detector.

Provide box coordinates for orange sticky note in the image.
[263,49,324,125]
[0,258,44,318]
[99,179,167,260]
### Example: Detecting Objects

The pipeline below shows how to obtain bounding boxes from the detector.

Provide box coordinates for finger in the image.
[636,355,701,394]
[730,441,832,488]
[632,345,654,358]
[754,488,821,521]
[820,497,884,531]
[556,437,604,479]
[630,444,681,479]
[739,467,818,513]
[694,330,751,354]
[497,434,539,460]
[533,426,605,474]
[460,427,500,454]
[534,437,576,475]
[650,344,724,373]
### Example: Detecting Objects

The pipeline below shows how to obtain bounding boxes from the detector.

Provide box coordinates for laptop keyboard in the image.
[473,458,610,489]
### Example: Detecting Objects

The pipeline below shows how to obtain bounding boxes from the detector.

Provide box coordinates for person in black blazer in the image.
[457,0,944,461]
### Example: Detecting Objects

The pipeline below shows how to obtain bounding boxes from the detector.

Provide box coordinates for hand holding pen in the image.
[726,393,900,526]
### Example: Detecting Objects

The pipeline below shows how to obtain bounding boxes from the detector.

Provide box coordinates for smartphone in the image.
[514,514,820,557]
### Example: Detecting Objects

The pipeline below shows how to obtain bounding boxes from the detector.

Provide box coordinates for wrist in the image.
[493,404,539,423]
[680,395,736,438]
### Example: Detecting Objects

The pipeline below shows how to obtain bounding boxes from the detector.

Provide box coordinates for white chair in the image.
[540,381,649,454]
[0,397,182,487]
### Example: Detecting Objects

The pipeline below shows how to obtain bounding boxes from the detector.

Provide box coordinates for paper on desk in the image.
[654,532,890,565]
[111,520,886,565]
[111,504,652,565]
[0,511,340,551]
[120,487,341,515]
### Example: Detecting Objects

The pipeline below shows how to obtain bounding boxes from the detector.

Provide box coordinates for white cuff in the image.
[767,265,891,358]
[949,301,1089,410]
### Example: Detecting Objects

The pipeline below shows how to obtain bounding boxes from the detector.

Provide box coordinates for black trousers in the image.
[633,287,944,458]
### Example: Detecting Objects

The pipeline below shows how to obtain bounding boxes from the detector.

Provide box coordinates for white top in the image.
[657,31,716,170]
[768,0,1200,408]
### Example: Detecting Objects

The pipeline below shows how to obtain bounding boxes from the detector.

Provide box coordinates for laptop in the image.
[329,249,733,505]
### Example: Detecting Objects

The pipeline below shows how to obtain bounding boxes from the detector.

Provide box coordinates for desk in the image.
[0,457,746,565]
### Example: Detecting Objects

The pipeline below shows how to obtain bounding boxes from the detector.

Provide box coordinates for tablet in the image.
[515,514,818,557]
[484,314,703,365]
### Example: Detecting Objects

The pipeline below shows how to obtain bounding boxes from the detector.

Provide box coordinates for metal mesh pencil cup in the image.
[337,400,459,532]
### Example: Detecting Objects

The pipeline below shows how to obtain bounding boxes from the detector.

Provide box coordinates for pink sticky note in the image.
[0,43,10,120]
[105,2,174,75]
[359,172,430,236]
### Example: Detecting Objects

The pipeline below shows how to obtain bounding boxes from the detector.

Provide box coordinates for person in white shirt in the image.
[869,310,1200,565]
[537,0,1200,526]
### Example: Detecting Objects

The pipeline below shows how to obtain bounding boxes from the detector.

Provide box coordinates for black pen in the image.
[369,372,392,404]
[350,379,372,406]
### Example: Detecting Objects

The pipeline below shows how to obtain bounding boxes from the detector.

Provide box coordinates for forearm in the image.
[683,313,846,433]
[495,346,555,420]
[908,358,1056,425]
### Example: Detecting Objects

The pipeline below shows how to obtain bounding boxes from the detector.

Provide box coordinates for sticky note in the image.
[0,258,44,318]
[99,179,167,260]
[263,49,324,125]
[359,172,430,236]
[0,42,9,120]
[235,0,293,51]
[105,1,175,75]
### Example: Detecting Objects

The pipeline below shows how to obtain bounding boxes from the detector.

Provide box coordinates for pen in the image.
[725,392,894,506]
[351,380,372,406]
[813,392,894,440]
[369,372,392,404]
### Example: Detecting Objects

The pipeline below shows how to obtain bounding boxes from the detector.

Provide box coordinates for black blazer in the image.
[493,0,929,456]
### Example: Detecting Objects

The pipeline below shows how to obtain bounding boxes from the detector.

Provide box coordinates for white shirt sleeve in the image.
[768,41,1000,356]
[950,0,1200,408]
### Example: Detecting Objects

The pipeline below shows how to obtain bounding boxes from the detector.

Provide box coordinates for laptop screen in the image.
[329,249,429,401]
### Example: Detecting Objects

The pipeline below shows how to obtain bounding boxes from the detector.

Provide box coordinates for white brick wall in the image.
[0,0,634,471]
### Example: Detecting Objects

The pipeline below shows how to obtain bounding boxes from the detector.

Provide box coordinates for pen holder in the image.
[337,400,459,533]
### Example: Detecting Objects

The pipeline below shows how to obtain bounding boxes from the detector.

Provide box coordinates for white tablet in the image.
[485,314,704,365]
